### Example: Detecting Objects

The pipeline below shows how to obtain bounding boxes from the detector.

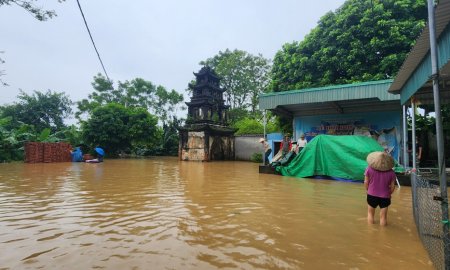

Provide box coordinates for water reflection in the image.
[0,158,432,269]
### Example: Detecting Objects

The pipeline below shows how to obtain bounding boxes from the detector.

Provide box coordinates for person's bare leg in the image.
[380,207,388,226]
[367,205,375,224]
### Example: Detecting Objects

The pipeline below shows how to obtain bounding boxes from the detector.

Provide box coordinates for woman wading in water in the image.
[364,151,396,226]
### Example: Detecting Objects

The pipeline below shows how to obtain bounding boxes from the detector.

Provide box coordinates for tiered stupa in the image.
[179,66,236,161]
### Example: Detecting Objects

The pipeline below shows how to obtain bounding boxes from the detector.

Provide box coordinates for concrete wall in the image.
[180,130,235,161]
[235,134,263,161]
[180,131,207,161]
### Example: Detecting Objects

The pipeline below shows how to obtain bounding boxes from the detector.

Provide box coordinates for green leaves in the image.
[0,0,65,21]
[1,90,72,133]
[38,128,51,142]
[77,75,184,157]
[271,0,428,91]
[233,116,278,135]
[0,116,27,161]
[77,74,184,124]
[200,49,271,115]
[81,103,158,156]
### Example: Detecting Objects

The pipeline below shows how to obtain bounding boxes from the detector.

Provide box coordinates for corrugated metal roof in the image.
[259,80,397,110]
[389,0,450,97]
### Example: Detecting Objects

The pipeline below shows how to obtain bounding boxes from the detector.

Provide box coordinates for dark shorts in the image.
[367,194,391,209]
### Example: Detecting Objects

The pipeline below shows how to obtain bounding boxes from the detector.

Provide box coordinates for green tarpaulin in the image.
[276,135,404,181]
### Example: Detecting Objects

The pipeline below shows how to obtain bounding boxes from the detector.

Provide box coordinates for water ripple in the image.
[0,159,434,269]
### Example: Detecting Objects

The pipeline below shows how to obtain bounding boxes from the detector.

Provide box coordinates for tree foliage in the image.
[233,117,278,135]
[0,0,64,21]
[77,74,184,123]
[200,49,271,114]
[161,118,182,156]
[81,103,159,156]
[0,117,30,161]
[1,90,72,133]
[271,0,428,91]
[0,116,72,162]
[0,90,80,162]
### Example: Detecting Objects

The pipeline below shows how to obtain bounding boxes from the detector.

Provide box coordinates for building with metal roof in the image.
[258,2,450,266]
[258,0,449,167]
[259,79,398,116]
[259,79,403,160]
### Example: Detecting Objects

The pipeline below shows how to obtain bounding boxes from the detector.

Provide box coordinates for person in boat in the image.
[280,133,292,158]
[85,147,105,163]
[271,135,297,167]
[271,133,293,163]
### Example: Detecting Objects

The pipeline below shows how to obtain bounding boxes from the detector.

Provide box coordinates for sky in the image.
[0,0,346,119]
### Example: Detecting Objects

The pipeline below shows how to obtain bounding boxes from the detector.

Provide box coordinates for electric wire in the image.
[76,0,111,82]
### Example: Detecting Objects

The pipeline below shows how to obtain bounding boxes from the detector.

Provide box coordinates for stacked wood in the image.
[43,143,52,163]
[24,142,72,163]
[59,143,72,162]
[24,142,43,163]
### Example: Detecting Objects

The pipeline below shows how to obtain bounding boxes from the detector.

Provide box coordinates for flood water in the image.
[0,158,433,269]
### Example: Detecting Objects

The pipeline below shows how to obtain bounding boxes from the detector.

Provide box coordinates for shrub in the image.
[250,152,263,163]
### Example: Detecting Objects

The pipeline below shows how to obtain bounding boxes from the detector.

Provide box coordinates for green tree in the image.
[1,90,72,133]
[0,0,65,21]
[0,116,20,161]
[0,116,36,162]
[228,107,252,125]
[81,103,158,156]
[77,74,184,123]
[270,0,428,92]
[160,117,182,156]
[200,49,271,115]
[59,125,83,146]
[233,117,278,135]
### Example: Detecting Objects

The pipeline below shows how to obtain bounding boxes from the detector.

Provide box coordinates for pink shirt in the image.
[364,166,396,198]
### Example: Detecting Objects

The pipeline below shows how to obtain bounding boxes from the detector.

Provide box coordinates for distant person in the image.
[408,136,422,167]
[259,138,272,165]
[364,151,396,226]
[85,147,105,163]
[280,134,292,157]
[296,133,307,154]
[71,147,83,162]
[271,133,293,163]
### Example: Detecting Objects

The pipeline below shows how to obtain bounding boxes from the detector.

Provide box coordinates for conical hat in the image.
[366,151,394,171]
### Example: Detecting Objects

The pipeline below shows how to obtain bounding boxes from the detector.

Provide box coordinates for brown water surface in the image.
[0,158,433,269]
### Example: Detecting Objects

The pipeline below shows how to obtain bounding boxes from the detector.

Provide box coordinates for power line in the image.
[76,0,111,82]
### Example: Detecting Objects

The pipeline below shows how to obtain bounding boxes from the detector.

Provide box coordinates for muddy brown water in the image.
[0,158,433,269]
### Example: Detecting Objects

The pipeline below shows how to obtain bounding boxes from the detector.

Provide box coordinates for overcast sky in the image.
[0,0,345,115]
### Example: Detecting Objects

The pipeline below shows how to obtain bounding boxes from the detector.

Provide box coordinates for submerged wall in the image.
[179,130,235,161]
[235,135,262,161]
